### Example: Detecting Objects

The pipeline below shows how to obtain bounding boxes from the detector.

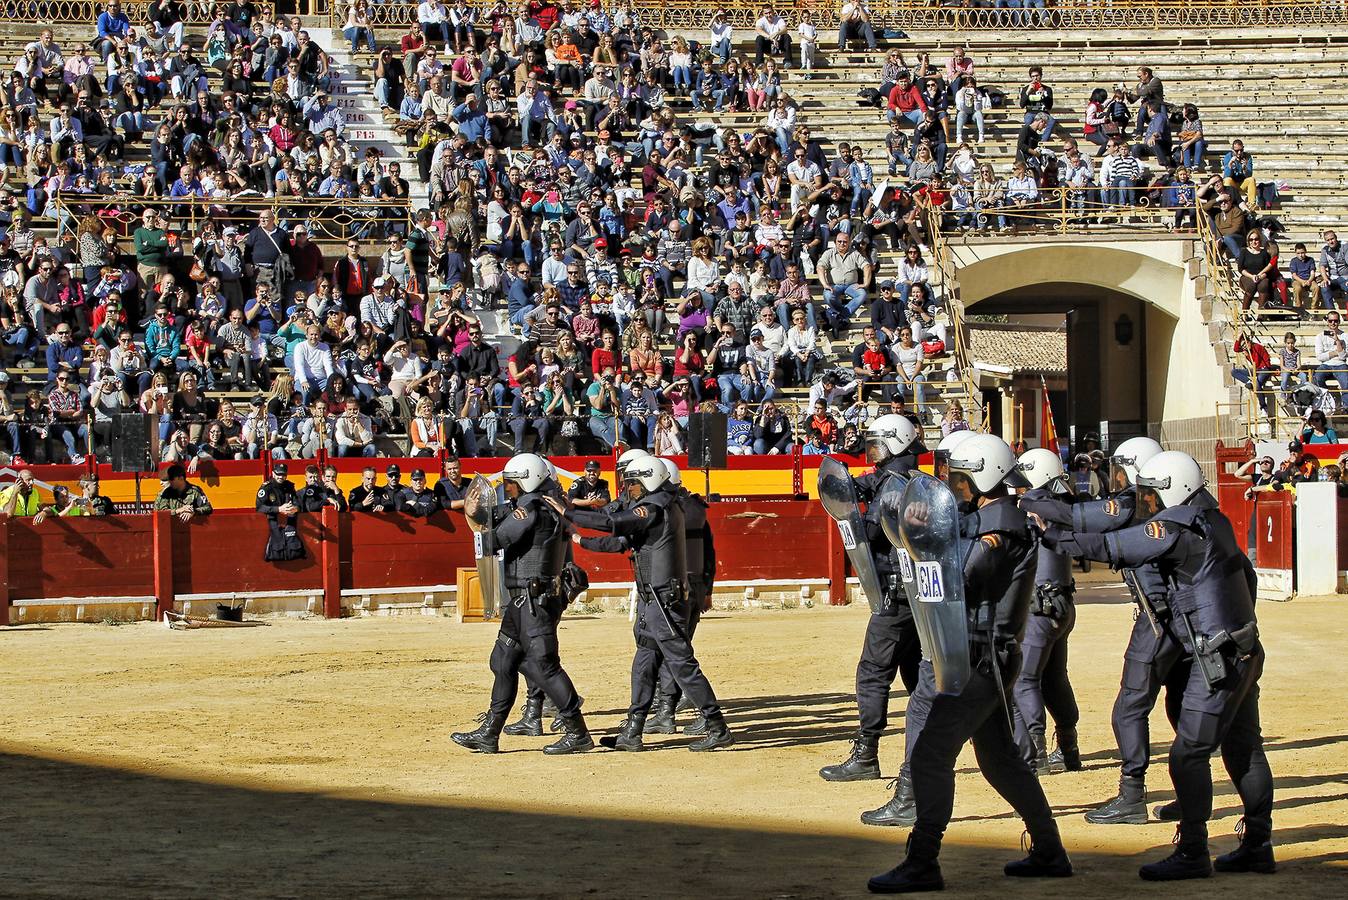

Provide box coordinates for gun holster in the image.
[1190,621,1258,690]
[1031,582,1071,621]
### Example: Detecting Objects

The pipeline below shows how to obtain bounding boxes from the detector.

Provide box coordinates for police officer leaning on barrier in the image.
[257,462,305,561]
[1032,451,1274,882]
[1010,448,1081,777]
[645,457,718,737]
[297,464,344,512]
[820,415,923,794]
[1018,436,1191,825]
[868,433,1072,894]
[555,456,735,753]
[451,453,594,756]
[396,468,440,516]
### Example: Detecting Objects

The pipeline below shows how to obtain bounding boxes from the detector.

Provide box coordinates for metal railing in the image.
[937,183,1201,235]
[52,193,413,243]
[331,1,1348,33]
[920,196,984,430]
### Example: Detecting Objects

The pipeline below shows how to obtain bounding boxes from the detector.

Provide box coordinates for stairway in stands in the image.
[309,28,429,211]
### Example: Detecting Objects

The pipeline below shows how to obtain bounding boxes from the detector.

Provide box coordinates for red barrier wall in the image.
[0,498,847,624]
[1251,491,1295,573]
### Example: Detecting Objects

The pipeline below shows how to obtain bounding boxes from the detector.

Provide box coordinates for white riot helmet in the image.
[660,458,682,486]
[864,413,918,464]
[947,433,1028,496]
[501,452,550,493]
[616,447,650,477]
[1136,450,1205,511]
[933,429,976,479]
[623,455,668,493]
[1018,447,1069,493]
[1109,436,1163,491]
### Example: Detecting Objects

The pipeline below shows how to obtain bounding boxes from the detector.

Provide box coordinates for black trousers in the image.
[857,612,923,738]
[659,577,707,702]
[1011,604,1079,758]
[909,651,1060,858]
[489,598,581,720]
[1171,643,1272,842]
[1114,612,1190,778]
[630,591,720,720]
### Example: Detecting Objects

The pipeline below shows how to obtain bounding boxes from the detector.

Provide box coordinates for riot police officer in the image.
[257,462,305,561]
[646,458,718,736]
[348,466,391,512]
[503,457,580,738]
[321,465,349,511]
[1019,436,1188,824]
[1034,451,1273,880]
[819,416,923,811]
[451,453,594,756]
[868,434,1072,894]
[558,457,734,752]
[1011,448,1080,776]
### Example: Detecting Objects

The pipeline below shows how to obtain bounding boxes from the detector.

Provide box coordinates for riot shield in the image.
[872,478,916,605]
[817,456,886,614]
[883,472,972,695]
[463,475,509,618]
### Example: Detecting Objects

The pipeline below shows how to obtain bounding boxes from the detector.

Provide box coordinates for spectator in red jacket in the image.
[886,71,927,127]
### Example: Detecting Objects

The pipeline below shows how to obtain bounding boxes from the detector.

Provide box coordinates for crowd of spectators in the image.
[0,1,1307,466]
[0,1,977,465]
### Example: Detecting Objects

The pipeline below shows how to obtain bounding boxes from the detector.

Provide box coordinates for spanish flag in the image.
[1040,376,1060,457]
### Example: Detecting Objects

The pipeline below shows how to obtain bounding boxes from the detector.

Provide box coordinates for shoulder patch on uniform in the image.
[512,508,527,519]
[258,489,267,498]
[980,533,1002,549]
[1104,500,1120,517]
[1144,521,1167,540]
[634,505,649,518]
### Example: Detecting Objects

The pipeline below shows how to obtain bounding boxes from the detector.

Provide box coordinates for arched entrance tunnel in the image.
[949,239,1229,460]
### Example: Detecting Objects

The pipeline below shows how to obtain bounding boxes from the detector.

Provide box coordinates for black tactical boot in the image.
[600,715,646,751]
[644,696,678,735]
[1153,799,1181,822]
[543,713,595,755]
[503,697,544,737]
[861,772,917,827]
[451,712,505,753]
[820,732,882,782]
[688,713,734,751]
[684,714,709,736]
[1214,819,1277,874]
[1004,833,1074,878]
[1084,775,1148,825]
[1029,732,1051,777]
[675,696,694,713]
[1139,827,1213,881]
[867,834,944,894]
[1047,728,1081,773]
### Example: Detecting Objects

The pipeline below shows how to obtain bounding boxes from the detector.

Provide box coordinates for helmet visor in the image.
[864,436,892,465]
[1109,460,1132,492]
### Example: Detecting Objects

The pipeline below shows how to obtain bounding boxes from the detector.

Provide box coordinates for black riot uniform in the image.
[257,475,305,561]
[1020,489,1190,823]
[569,484,733,751]
[451,489,592,754]
[823,450,924,791]
[648,487,717,733]
[1011,485,1081,774]
[297,482,339,512]
[871,496,1069,892]
[1043,490,1273,878]
[507,473,580,737]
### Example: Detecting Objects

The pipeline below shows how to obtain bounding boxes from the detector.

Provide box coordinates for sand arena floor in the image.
[2,580,1346,899]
